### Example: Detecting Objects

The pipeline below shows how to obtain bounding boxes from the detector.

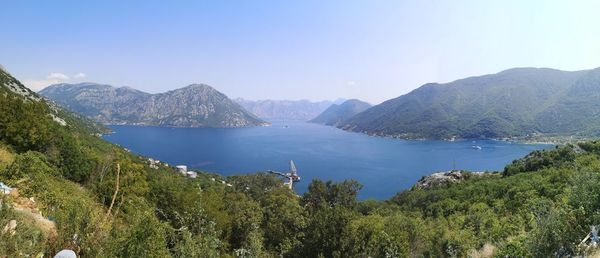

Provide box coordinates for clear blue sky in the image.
[2,0,600,103]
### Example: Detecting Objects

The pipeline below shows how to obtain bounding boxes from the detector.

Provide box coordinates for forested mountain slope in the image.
[341,67,600,139]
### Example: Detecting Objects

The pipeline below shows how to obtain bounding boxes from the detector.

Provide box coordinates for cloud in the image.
[47,72,70,80]
[23,72,87,91]
[74,72,86,79]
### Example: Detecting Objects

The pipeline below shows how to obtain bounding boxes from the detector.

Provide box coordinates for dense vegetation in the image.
[4,67,600,257]
[341,67,600,140]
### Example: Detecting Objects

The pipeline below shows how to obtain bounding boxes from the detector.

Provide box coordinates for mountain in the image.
[235,98,341,121]
[340,67,600,139]
[40,83,267,128]
[309,99,371,126]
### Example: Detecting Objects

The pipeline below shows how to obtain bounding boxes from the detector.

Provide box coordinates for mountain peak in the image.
[183,83,214,90]
[167,84,221,95]
[343,99,371,106]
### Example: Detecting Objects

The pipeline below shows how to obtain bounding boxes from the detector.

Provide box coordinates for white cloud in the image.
[23,72,87,91]
[47,72,70,80]
[74,72,86,79]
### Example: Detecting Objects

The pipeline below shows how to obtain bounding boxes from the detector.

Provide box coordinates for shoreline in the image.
[336,127,591,145]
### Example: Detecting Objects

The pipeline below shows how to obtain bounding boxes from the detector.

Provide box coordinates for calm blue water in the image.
[103,121,551,200]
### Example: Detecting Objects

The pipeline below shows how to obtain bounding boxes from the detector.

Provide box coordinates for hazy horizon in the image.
[2,0,600,103]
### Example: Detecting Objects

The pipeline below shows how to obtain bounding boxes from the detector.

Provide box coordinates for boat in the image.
[472,145,482,150]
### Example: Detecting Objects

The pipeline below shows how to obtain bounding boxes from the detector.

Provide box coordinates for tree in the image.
[302,179,362,210]
[225,192,265,256]
[262,188,306,255]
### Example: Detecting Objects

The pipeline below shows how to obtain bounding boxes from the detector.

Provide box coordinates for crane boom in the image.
[289,160,297,175]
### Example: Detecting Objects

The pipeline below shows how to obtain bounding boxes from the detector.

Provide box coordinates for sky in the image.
[1,0,600,104]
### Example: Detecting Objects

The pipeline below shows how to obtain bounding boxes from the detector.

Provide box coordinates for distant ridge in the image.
[309,99,371,126]
[235,98,342,121]
[40,83,267,128]
[340,67,600,139]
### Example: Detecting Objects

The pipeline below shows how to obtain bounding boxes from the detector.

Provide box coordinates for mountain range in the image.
[340,67,600,139]
[40,83,267,128]
[235,98,345,121]
[309,99,371,126]
[37,67,600,139]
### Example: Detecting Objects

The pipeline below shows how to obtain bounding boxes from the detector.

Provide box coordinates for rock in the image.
[2,219,17,235]
[414,170,466,190]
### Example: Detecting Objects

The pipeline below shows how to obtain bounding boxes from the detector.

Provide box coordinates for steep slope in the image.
[309,99,371,126]
[40,83,267,128]
[535,68,600,135]
[0,68,105,134]
[1,66,42,101]
[341,67,593,139]
[235,98,338,121]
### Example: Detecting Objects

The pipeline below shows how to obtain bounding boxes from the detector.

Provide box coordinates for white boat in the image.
[472,145,482,150]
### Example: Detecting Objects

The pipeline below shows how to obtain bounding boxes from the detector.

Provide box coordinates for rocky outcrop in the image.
[414,170,468,190]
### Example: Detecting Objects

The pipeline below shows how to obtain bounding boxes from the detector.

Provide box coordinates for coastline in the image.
[335,126,590,145]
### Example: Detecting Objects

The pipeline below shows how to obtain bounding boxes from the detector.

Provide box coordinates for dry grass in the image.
[582,247,600,258]
[7,188,57,239]
[0,147,13,168]
[468,243,496,258]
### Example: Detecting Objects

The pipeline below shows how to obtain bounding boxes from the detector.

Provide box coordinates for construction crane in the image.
[267,160,300,190]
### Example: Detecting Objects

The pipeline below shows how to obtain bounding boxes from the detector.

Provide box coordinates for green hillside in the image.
[3,66,600,257]
[341,67,600,140]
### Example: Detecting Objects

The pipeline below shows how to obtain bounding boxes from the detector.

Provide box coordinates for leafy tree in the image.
[262,188,306,255]
[302,179,362,210]
[225,192,265,256]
